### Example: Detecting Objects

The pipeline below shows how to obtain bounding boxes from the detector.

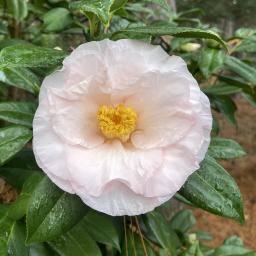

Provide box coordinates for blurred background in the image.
[175,0,256,249]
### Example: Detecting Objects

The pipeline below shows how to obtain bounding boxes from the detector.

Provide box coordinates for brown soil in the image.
[193,97,256,250]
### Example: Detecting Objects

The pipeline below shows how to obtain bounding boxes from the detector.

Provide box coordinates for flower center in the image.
[97,104,137,142]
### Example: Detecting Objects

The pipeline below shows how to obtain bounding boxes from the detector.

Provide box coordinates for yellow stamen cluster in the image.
[97,104,137,142]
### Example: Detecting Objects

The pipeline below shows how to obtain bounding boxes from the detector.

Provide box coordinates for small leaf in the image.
[113,25,227,50]
[212,96,237,125]
[179,155,244,222]
[0,102,37,127]
[70,0,115,26]
[225,56,256,85]
[214,245,253,256]
[235,37,256,53]
[0,44,66,69]
[110,0,127,12]
[0,67,40,94]
[43,8,73,32]
[48,220,101,256]
[143,0,170,11]
[121,229,157,256]
[83,211,120,251]
[203,84,242,95]
[26,177,89,244]
[147,211,177,255]
[7,221,29,256]
[8,173,44,220]
[198,48,224,78]
[0,125,32,166]
[169,209,196,233]
[224,236,244,246]
[7,0,28,22]
[208,137,246,159]
[0,149,40,189]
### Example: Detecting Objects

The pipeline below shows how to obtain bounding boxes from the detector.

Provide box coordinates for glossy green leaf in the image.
[147,211,177,255]
[70,0,115,26]
[26,177,89,244]
[43,8,73,32]
[213,96,237,125]
[0,44,66,69]
[0,125,32,166]
[121,229,156,256]
[0,102,37,127]
[0,67,40,94]
[208,137,246,159]
[0,214,14,256]
[179,155,244,222]
[169,209,196,233]
[198,48,225,78]
[113,25,227,50]
[8,173,44,220]
[48,220,101,256]
[203,84,242,95]
[225,56,256,85]
[8,221,29,256]
[0,149,40,189]
[83,211,120,251]
[7,0,28,22]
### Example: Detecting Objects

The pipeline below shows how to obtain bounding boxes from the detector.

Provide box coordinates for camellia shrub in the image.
[0,0,256,255]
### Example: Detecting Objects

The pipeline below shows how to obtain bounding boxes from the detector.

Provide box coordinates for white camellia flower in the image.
[33,39,212,216]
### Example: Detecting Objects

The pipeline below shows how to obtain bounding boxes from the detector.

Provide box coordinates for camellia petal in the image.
[33,39,212,216]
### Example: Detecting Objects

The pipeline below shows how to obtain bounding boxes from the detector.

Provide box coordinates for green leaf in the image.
[7,0,28,22]
[110,0,127,12]
[83,211,120,251]
[0,21,8,35]
[48,220,101,256]
[235,37,256,53]
[179,155,244,222]
[203,84,242,95]
[198,48,225,78]
[0,102,37,127]
[0,125,32,166]
[224,236,244,246]
[147,211,177,255]
[0,44,66,69]
[0,149,40,189]
[121,229,156,256]
[43,8,73,33]
[213,245,253,256]
[143,0,170,11]
[26,177,89,244]
[224,56,256,85]
[0,214,14,256]
[208,137,246,159]
[112,25,227,50]
[70,0,115,26]
[8,173,44,220]
[29,243,59,256]
[7,221,29,256]
[180,241,203,256]
[212,96,237,125]
[169,209,196,233]
[0,67,40,94]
